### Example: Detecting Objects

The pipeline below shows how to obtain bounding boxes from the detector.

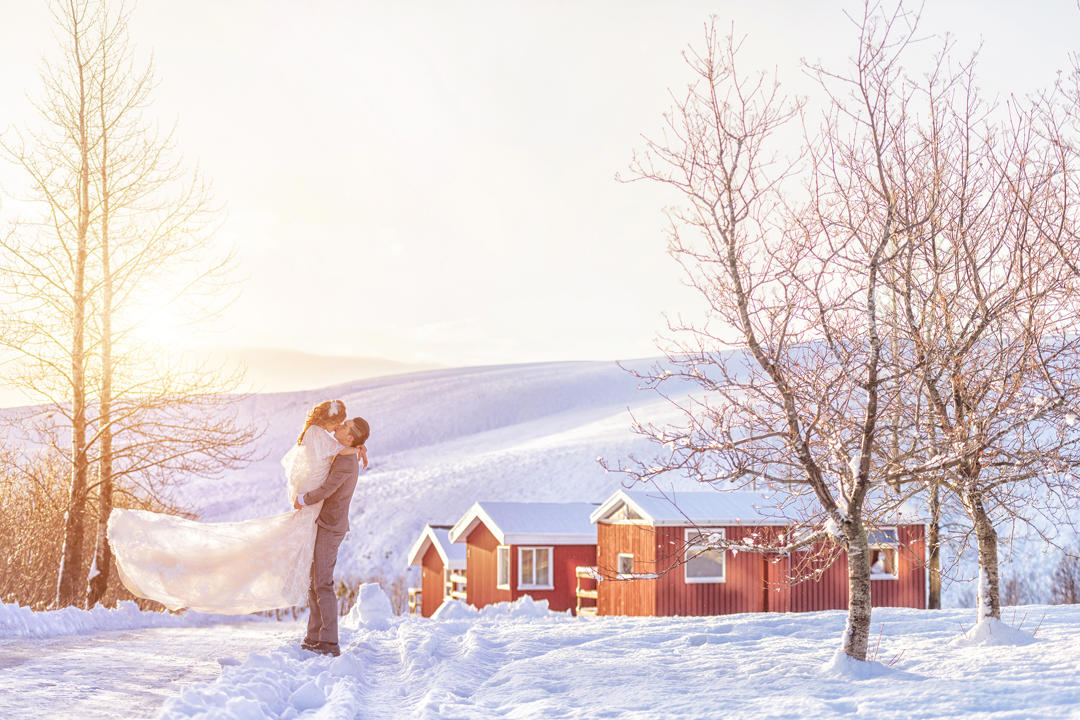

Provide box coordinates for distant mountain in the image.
[0,347,441,409]
[206,347,442,394]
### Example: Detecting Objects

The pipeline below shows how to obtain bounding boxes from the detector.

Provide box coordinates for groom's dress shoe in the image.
[300,640,340,657]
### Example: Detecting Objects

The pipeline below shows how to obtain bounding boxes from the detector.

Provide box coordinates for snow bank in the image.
[475,595,558,620]
[430,598,477,620]
[431,596,561,622]
[821,649,896,679]
[0,600,252,639]
[340,583,393,631]
[951,616,1038,647]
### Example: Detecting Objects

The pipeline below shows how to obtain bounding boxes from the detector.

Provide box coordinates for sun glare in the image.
[131,301,185,349]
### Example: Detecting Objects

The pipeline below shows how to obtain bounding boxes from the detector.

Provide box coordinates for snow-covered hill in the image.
[170,360,698,587]
[4,358,1062,606]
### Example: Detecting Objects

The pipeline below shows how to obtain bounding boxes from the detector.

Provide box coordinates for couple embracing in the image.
[107,400,370,657]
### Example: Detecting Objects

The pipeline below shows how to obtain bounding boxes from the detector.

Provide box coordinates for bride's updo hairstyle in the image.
[297,400,347,446]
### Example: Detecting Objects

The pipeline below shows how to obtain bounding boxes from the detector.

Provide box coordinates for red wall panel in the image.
[597,522,925,617]
[510,544,597,613]
[654,525,771,616]
[465,524,511,609]
[787,524,927,612]
[421,545,445,618]
[596,523,656,616]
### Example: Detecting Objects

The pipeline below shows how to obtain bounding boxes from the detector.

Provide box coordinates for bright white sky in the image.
[0,0,1077,369]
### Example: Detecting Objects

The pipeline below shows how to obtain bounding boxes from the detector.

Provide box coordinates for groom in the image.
[294,416,370,657]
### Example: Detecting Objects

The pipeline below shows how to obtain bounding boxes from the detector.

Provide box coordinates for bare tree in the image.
[623,1,1080,648]
[80,1,258,608]
[1050,545,1080,604]
[0,0,260,609]
[0,0,98,608]
[885,55,1080,622]
[615,6,949,661]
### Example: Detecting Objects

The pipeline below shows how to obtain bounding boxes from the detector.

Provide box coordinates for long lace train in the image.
[107,427,343,614]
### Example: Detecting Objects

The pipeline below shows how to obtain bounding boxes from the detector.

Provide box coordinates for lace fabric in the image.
[108,427,344,614]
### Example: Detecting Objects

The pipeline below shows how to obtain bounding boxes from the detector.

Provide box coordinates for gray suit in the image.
[303,453,360,646]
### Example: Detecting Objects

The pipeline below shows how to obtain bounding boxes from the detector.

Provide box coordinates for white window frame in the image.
[684,527,726,584]
[617,553,634,579]
[868,527,900,581]
[496,545,511,589]
[517,546,554,590]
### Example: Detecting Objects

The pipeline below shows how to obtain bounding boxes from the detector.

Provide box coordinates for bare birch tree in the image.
[0,0,98,608]
[1,0,260,609]
[80,1,260,608]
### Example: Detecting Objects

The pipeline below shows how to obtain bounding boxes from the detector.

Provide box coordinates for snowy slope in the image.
[167,360,700,586]
[3,358,1058,606]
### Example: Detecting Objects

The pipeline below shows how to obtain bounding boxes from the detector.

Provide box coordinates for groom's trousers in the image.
[307,526,346,645]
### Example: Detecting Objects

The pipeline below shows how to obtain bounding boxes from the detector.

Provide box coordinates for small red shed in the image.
[590,490,926,617]
[406,524,467,617]
[448,501,597,614]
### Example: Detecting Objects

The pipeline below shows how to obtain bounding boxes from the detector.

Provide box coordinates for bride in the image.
[107,400,367,614]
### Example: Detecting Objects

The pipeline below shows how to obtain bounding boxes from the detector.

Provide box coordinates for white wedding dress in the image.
[107,427,344,614]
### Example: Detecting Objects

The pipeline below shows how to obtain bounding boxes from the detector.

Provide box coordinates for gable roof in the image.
[591,489,928,527]
[407,524,467,569]
[590,489,790,527]
[448,501,597,545]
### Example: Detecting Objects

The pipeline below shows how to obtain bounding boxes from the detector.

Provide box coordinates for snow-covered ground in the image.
[161,598,1080,720]
[0,619,299,719]
[6,594,1080,720]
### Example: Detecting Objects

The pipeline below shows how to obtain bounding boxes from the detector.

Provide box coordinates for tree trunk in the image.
[842,522,872,660]
[965,492,1000,621]
[86,352,113,607]
[86,423,112,608]
[55,12,92,608]
[927,480,941,610]
[87,47,113,610]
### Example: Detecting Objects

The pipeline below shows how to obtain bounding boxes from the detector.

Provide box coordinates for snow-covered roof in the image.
[448,502,598,545]
[407,525,467,569]
[591,489,929,527]
[590,489,790,527]
[874,497,927,525]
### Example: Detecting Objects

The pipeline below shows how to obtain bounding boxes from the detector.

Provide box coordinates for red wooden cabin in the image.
[448,501,597,614]
[407,524,468,617]
[590,490,926,617]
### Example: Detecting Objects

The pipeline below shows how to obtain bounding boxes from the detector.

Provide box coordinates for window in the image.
[617,553,634,578]
[609,503,643,522]
[867,528,898,544]
[868,528,899,580]
[685,528,726,583]
[497,546,511,589]
[518,547,553,589]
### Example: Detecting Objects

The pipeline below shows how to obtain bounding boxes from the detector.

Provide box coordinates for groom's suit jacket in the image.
[304,454,359,533]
